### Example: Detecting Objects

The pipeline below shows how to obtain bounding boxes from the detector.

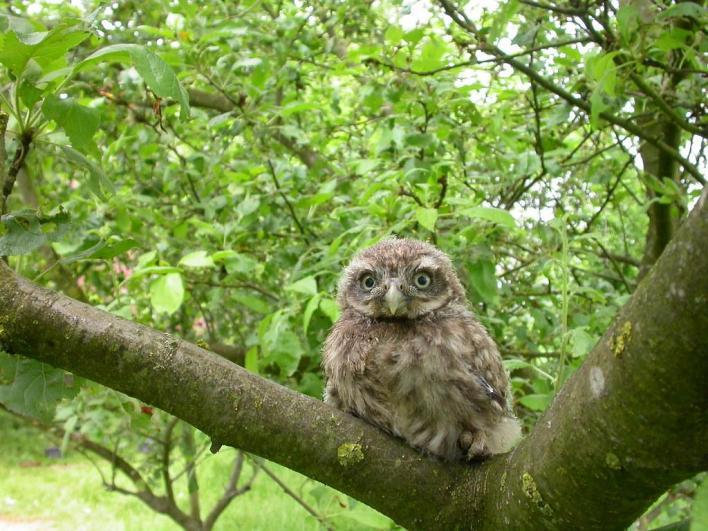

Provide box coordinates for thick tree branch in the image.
[0,193,706,528]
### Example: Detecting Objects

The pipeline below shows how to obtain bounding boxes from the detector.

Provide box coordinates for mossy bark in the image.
[0,191,706,529]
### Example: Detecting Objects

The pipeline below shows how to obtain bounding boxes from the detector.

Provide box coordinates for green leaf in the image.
[319,298,340,323]
[287,276,318,296]
[61,414,79,455]
[586,52,619,96]
[91,238,139,259]
[589,88,609,130]
[279,101,319,117]
[298,373,324,398]
[518,393,552,412]
[179,250,215,268]
[0,213,47,256]
[403,28,425,44]
[411,37,448,72]
[0,24,89,76]
[658,2,705,21]
[149,272,184,314]
[616,4,639,44]
[76,44,190,120]
[236,196,260,217]
[460,206,516,229]
[18,80,43,108]
[341,508,390,529]
[58,146,113,200]
[303,293,322,334]
[60,238,138,263]
[415,207,438,231]
[0,209,71,256]
[352,158,379,175]
[691,476,708,531]
[0,353,79,422]
[468,259,498,304]
[244,346,259,374]
[227,255,260,275]
[570,328,595,358]
[232,291,270,314]
[42,95,100,153]
[128,266,182,282]
[269,330,302,377]
[654,28,693,51]
[488,0,519,42]
[260,313,303,377]
[129,46,190,120]
[384,25,404,45]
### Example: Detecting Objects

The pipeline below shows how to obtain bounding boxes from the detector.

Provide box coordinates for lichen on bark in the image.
[337,443,365,467]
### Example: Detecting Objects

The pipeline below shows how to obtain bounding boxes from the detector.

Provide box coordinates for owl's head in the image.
[337,238,466,319]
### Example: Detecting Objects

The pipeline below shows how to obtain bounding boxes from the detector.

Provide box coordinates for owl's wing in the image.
[476,374,506,408]
[322,314,372,377]
[456,312,511,411]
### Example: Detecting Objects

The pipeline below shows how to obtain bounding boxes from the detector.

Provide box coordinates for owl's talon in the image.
[460,430,490,461]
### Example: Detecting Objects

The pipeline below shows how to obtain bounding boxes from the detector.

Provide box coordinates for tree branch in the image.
[518,0,587,16]
[203,451,251,530]
[0,192,706,528]
[162,417,179,507]
[1,124,33,215]
[437,0,705,185]
[628,72,707,139]
[187,88,329,172]
[74,434,201,531]
[256,459,335,531]
[266,158,313,242]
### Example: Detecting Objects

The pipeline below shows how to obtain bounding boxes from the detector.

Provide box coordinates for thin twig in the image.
[582,156,634,233]
[518,0,587,15]
[2,127,33,214]
[255,460,335,531]
[204,451,253,530]
[162,417,179,507]
[188,279,278,301]
[266,158,313,242]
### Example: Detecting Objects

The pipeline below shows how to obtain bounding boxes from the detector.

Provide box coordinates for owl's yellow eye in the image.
[414,272,431,288]
[361,274,376,290]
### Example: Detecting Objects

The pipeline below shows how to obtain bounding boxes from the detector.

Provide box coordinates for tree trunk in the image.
[0,192,706,529]
[638,116,682,276]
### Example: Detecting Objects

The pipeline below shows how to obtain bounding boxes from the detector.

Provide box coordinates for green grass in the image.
[0,412,394,530]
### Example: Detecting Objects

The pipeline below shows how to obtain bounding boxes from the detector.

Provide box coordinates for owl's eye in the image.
[414,272,432,288]
[361,274,376,290]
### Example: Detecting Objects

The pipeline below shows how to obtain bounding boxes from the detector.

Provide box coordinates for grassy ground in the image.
[0,412,394,530]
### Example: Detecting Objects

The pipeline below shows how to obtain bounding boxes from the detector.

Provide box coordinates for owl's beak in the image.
[384,284,405,316]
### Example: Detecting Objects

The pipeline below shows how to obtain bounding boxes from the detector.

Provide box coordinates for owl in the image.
[322,238,521,461]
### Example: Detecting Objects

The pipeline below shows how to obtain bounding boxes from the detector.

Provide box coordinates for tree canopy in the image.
[0,0,706,529]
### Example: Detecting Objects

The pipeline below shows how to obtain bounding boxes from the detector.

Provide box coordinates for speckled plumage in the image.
[322,239,520,461]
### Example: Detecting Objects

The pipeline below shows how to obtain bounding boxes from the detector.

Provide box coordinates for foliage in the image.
[0,410,391,530]
[0,0,705,528]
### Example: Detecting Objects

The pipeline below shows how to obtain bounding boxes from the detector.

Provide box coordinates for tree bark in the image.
[0,192,706,529]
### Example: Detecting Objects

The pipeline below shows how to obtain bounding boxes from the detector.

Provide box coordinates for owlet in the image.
[322,238,521,461]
